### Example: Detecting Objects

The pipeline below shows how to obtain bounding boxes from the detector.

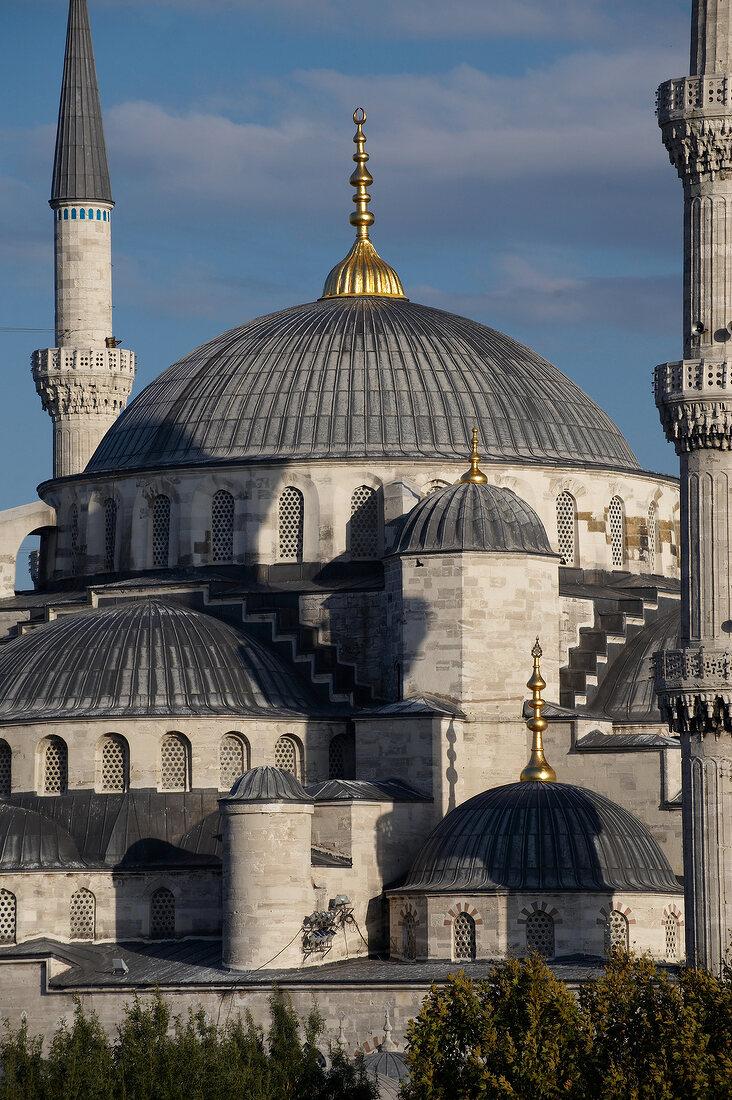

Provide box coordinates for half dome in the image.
[84,297,638,475]
[590,608,680,724]
[0,599,315,721]
[395,481,554,556]
[0,803,83,869]
[402,781,680,894]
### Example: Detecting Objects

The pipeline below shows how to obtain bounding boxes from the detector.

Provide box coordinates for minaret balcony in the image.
[655,646,732,734]
[654,358,732,451]
[657,75,732,121]
[31,347,135,377]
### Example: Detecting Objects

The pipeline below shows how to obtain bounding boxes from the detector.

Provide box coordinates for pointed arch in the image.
[453,911,476,961]
[69,888,95,940]
[556,490,577,566]
[279,486,304,562]
[608,496,625,567]
[349,486,379,559]
[211,490,234,563]
[152,494,171,568]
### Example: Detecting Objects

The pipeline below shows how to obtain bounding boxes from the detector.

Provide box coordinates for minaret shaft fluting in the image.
[656,0,732,971]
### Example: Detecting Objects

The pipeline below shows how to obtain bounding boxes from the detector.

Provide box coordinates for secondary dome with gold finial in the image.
[321,109,406,300]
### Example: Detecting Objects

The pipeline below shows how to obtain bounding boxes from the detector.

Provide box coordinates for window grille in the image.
[152,495,171,568]
[328,733,354,780]
[402,913,417,960]
[526,910,554,957]
[160,734,189,791]
[274,736,299,779]
[150,888,175,938]
[279,487,304,562]
[100,735,127,792]
[350,486,378,558]
[69,888,95,940]
[609,497,625,567]
[665,913,679,960]
[43,737,68,795]
[604,910,629,953]
[103,498,117,571]
[211,490,234,563]
[556,491,577,566]
[0,741,11,798]
[70,504,80,574]
[219,734,247,790]
[0,889,16,945]
[453,912,476,960]
[647,502,657,572]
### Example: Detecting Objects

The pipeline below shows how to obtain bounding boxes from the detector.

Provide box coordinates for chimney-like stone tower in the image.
[32,0,135,479]
[655,0,732,970]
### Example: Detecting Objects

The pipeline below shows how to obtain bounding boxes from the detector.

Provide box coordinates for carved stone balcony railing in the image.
[655,645,732,733]
[657,76,732,119]
[31,347,136,376]
[654,360,732,451]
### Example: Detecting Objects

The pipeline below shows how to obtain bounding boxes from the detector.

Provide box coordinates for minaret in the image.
[655,0,732,970]
[31,0,135,479]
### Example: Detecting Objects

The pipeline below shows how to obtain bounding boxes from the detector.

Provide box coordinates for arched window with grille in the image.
[647,501,657,572]
[160,733,190,792]
[150,887,176,939]
[42,736,68,795]
[70,888,95,940]
[274,735,301,781]
[279,487,304,562]
[211,490,234,563]
[152,495,171,568]
[103,498,117,571]
[99,734,128,792]
[402,912,417,960]
[665,913,679,960]
[70,503,80,574]
[453,912,476,961]
[526,910,555,958]
[608,496,625,567]
[328,732,355,780]
[219,733,249,790]
[349,486,379,559]
[604,910,629,953]
[0,740,11,798]
[0,889,16,945]
[556,491,577,566]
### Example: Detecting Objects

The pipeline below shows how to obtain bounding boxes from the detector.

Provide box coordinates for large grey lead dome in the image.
[86,297,638,474]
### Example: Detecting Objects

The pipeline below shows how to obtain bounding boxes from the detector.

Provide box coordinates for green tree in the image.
[0,1016,43,1100]
[43,999,114,1100]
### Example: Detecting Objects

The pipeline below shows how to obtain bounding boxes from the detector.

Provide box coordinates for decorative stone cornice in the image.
[657,77,732,182]
[655,645,732,734]
[654,359,732,451]
[32,347,135,419]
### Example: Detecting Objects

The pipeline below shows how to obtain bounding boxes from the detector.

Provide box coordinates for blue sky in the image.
[0,0,691,517]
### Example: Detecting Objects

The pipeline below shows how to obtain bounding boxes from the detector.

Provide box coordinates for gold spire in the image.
[321,109,406,300]
[459,428,488,484]
[520,638,557,783]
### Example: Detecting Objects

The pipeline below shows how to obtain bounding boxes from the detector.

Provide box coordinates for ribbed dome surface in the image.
[226,766,312,803]
[403,782,680,893]
[0,599,314,721]
[591,608,680,724]
[0,803,83,869]
[395,481,553,556]
[85,297,638,474]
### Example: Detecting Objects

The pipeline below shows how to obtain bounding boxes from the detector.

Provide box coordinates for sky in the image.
[0,0,692,521]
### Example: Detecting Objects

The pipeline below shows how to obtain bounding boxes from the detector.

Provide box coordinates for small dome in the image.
[363,1050,408,1082]
[0,803,83,869]
[403,781,680,894]
[0,599,315,721]
[225,766,313,803]
[591,608,680,724]
[395,481,554,556]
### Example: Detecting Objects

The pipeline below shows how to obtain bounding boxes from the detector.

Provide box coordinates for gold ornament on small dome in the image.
[321,108,407,300]
[459,428,488,484]
[520,638,557,783]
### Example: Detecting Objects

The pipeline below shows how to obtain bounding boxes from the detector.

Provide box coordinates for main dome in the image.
[85,297,638,475]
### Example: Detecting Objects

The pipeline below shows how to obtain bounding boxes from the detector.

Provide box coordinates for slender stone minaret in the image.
[655,0,732,971]
[32,0,135,479]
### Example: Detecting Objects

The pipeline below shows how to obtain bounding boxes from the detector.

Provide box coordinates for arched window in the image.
[80,208,85,219]
[100,735,128,793]
[70,504,80,574]
[274,735,301,781]
[211,490,234,563]
[279,486,304,562]
[42,736,68,795]
[453,912,476,961]
[647,501,657,572]
[665,913,679,961]
[160,734,190,792]
[152,495,171,568]
[150,888,175,939]
[402,913,417,960]
[103,498,117,571]
[608,496,625,567]
[70,888,95,940]
[219,733,248,790]
[328,733,355,780]
[604,910,629,954]
[526,910,554,958]
[349,486,379,559]
[0,889,16,945]
[556,491,577,566]
[0,740,11,798]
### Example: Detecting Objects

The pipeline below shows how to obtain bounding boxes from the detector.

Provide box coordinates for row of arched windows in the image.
[56,207,110,222]
[69,885,175,941]
[555,493,659,571]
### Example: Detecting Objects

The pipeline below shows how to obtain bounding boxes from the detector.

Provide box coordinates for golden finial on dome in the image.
[520,638,557,783]
[320,109,407,300]
[459,427,488,484]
